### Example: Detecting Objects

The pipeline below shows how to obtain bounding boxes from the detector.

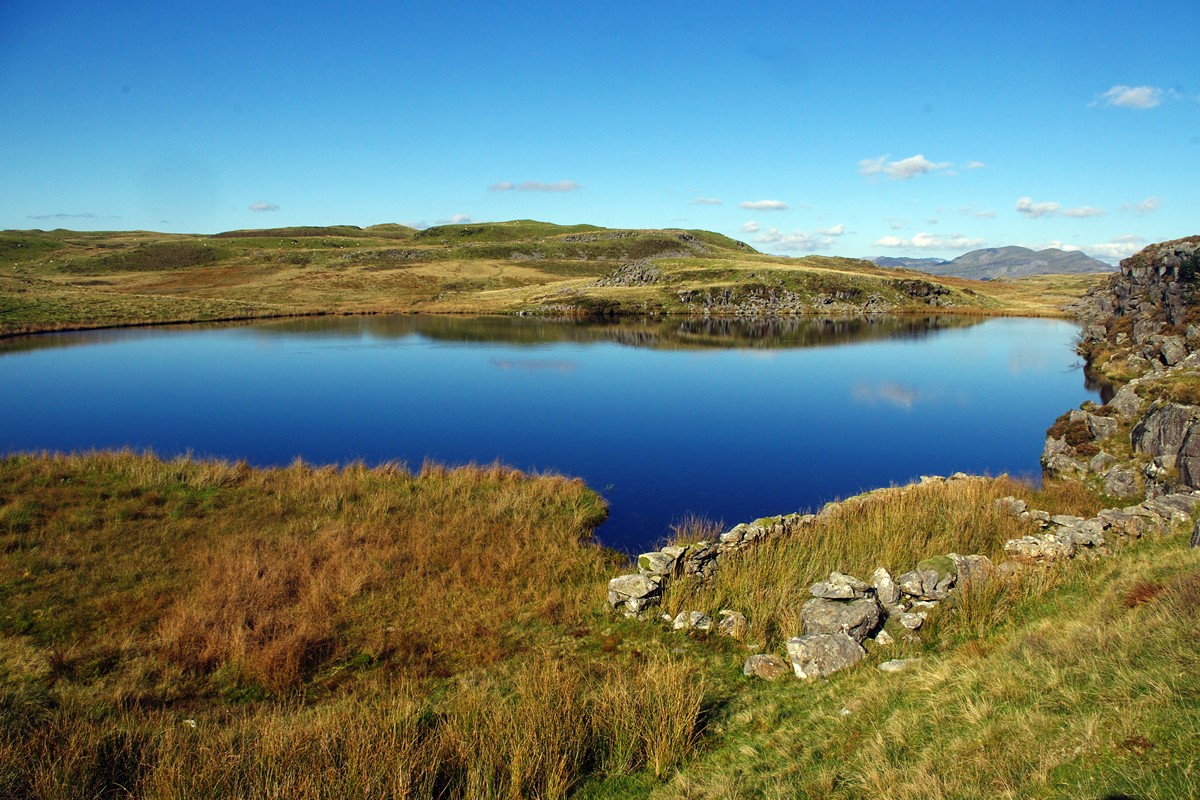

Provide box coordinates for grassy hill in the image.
[1,222,1103,336]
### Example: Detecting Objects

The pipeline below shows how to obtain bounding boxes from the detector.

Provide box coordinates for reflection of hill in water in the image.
[0,314,988,356]
[251,314,987,350]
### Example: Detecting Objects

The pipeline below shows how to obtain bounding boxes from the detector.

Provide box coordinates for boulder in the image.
[1061,519,1106,548]
[743,654,792,680]
[899,612,927,630]
[1178,425,1200,489]
[1103,466,1140,498]
[1089,452,1118,473]
[946,553,994,587]
[786,633,866,679]
[637,550,678,578]
[871,566,901,607]
[607,574,662,614]
[1108,384,1144,420]
[800,597,883,643]
[1161,336,1188,366]
[809,571,872,599]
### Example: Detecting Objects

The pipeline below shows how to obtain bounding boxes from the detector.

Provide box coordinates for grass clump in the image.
[662,476,1101,646]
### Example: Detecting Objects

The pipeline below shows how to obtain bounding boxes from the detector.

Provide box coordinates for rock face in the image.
[786,633,866,679]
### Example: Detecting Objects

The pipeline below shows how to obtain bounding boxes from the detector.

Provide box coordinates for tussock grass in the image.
[663,476,1101,645]
[0,451,719,797]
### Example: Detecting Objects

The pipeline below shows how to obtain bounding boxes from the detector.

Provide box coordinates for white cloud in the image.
[1121,196,1162,216]
[1045,234,1148,262]
[250,201,280,212]
[436,213,473,224]
[860,153,953,180]
[1062,206,1106,218]
[1015,196,1061,219]
[741,221,760,233]
[874,232,985,250]
[739,199,789,211]
[488,180,581,192]
[1096,85,1163,109]
[755,224,845,252]
[959,206,996,219]
[966,161,986,170]
[690,197,722,206]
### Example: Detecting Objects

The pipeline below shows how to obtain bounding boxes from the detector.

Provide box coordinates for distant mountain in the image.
[868,256,948,270]
[869,246,1113,279]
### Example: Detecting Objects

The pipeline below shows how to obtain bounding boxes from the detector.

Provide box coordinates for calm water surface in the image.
[0,315,1099,552]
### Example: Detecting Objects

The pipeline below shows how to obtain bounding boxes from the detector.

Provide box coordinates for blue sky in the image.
[2,1,1197,262]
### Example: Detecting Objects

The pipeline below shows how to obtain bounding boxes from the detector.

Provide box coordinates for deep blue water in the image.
[0,315,1099,552]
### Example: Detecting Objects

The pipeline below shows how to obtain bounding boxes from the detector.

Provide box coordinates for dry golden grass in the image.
[663,476,1103,646]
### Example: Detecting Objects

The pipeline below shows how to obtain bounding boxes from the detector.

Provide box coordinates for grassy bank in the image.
[1,223,1105,336]
[4,451,1197,797]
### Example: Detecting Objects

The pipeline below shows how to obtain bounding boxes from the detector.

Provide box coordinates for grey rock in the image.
[1161,336,1188,366]
[607,573,662,613]
[1108,384,1144,420]
[1050,514,1085,527]
[897,556,956,600]
[871,567,901,607]
[800,597,883,643]
[993,496,1028,517]
[1004,534,1075,561]
[637,551,678,578]
[899,612,927,630]
[1103,466,1140,498]
[1090,452,1119,473]
[1191,520,1200,548]
[878,658,920,673]
[809,571,872,599]
[874,628,895,646]
[786,633,866,679]
[717,610,749,639]
[946,553,994,587]
[1044,453,1087,475]
[672,610,713,632]
[1087,414,1119,441]
[1178,424,1200,489]
[742,654,792,680]
[1062,519,1107,548]
[1132,402,1200,459]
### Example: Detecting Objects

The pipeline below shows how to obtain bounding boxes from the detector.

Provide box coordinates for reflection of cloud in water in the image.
[490,358,577,373]
[1008,346,1054,375]
[852,380,920,409]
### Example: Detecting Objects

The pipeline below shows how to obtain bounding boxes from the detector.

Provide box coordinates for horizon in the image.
[3,1,1197,264]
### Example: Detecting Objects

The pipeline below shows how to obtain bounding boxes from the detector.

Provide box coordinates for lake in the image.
[0,314,1099,552]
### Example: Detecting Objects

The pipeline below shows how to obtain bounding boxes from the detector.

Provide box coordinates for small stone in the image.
[717,610,749,639]
[672,610,713,632]
[900,612,926,630]
[877,658,920,673]
[873,628,895,646]
[743,654,792,680]
[637,551,678,578]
